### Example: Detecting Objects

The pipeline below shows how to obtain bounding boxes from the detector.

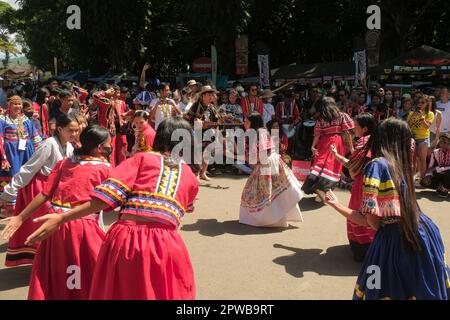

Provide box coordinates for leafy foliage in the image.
[2,0,449,76]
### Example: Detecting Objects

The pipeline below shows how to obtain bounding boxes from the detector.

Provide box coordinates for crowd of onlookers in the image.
[0,65,449,198]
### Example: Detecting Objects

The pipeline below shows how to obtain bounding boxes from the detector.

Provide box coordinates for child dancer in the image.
[131,110,156,155]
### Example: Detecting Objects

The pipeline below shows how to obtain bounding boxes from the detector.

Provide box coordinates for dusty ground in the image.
[0,175,449,300]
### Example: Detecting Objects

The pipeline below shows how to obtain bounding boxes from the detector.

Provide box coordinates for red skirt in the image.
[113,133,127,166]
[28,215,105,300]
[303,134,344,194]
[347,174,376,245]
[89,220,195,300]
[5,173,49,267]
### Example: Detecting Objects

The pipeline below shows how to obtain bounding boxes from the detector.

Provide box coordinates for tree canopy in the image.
[3,0,450,76]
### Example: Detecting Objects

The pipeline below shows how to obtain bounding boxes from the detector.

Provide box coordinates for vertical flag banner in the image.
[236,35,249,75]
[258,54,270,88]
[211,45,218,87]
[54,57,58,76]
[365,30,381,68]
[354,50,367,87]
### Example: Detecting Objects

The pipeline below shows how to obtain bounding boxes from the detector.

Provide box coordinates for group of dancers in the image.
[0,77,449,300]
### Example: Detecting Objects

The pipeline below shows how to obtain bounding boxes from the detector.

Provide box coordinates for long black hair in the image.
[74,125,110,157]
[246,112,264,131]
[36,87,50,106]
[54,113,79,140]
[153,116,193,154]
[346,113,377,176]
[317,97,340,122]
[355,113,376,137]
[369,118,421,252]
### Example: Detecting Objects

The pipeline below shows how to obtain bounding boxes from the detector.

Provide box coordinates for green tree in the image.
[0,0,20,68]
[8,0,450,78]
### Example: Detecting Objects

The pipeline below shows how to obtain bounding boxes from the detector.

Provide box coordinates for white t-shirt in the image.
[436,101,450,133]
[178,101,192,113]
[262,103,275,126]
[147,98,177,129]
[0,137,73,202]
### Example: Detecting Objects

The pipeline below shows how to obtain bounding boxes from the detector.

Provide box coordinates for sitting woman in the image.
[421,132,450,198]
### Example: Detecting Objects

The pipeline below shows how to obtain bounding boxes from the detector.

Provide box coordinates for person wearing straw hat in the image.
[185,85,223,181]
[261,88,276,126]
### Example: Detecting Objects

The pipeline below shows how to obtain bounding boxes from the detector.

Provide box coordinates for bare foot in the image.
[200,174,212,181]
[316,190,326,202]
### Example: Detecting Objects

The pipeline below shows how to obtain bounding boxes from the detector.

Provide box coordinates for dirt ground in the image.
[0,175,449,300]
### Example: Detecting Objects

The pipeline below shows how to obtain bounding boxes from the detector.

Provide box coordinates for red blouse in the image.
[134,125,156,154]
[314,112,355,136]
[92,151,199,228]
[43,156,112,209]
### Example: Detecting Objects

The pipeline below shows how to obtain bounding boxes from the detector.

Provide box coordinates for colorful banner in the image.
[236,35,249,75]
[354,49,367,87]
[211,45,218,87]
[258,55,270,88]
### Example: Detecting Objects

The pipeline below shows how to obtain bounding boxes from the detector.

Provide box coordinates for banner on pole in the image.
[258,55,270,88]
[236,35,249,75]
[211,45,218,87]
[354,50,367,87]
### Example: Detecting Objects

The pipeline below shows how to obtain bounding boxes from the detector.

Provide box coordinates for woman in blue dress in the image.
[0,96,43,206]
[326,118,450,300]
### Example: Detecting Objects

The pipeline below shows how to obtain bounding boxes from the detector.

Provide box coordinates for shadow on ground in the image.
[0,266,32,292]
[273,244,361,278]
[0,242,7,254]
[299,197,326,212]
[199,184,230,190]
[182,219,298,237]
[416,190,448,203]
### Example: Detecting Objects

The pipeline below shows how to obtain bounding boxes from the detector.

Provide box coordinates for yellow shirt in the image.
[407,111,435,140]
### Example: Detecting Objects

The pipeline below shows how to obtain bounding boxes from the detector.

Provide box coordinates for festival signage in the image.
[354,49,367,87]
[258,55,270,88]
[236,35,249,75]
[192,57,212,73]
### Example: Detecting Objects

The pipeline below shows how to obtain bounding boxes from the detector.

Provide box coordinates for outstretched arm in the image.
[1,193,49,240]
[140,63,151,90]
[25,198,109,245]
